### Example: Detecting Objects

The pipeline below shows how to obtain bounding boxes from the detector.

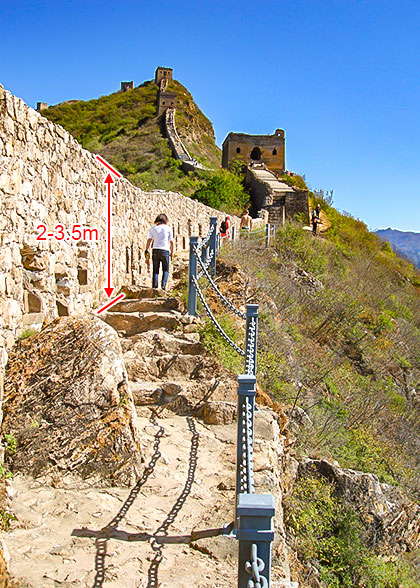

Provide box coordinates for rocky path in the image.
[4,286,293,587]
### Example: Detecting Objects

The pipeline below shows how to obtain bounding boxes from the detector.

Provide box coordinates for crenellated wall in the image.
[0,84,239,419]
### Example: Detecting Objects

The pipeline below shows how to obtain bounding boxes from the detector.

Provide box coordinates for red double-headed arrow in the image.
[104,173,115,298]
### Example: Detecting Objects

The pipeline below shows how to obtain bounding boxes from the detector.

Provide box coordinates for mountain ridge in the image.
[376,227,420,268]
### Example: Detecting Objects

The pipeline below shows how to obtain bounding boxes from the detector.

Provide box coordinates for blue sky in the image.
[1,0,419,231]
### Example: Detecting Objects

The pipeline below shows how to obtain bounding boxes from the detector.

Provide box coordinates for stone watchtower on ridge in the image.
[155,66,177,116]
[222,129,285,174]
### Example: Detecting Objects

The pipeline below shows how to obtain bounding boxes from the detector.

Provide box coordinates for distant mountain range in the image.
[376,228,420,268]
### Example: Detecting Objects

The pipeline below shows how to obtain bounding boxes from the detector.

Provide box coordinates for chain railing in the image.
[187,217,275,587]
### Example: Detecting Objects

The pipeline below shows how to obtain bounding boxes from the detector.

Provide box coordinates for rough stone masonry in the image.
[0,84,239,430]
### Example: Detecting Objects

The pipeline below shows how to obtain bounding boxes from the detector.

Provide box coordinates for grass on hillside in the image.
[201,203,420,585]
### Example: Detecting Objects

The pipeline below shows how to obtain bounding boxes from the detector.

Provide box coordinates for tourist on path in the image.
[240,209,253,235]
[220,215,230,239]
[311,205,321,236]
[145,214,174,290]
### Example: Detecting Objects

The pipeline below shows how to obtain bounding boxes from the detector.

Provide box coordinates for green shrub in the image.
[285,472,418,587]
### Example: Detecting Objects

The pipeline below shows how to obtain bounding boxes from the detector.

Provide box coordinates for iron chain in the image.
[193,245,246,320]
[245,316,257,376]
[192,276,245,356]
[197,249,214,279]
[239,396,254,494]
[245,544,268,588]
[198,223,215,251]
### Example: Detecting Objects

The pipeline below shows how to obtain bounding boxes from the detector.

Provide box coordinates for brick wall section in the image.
[0,85,240,427]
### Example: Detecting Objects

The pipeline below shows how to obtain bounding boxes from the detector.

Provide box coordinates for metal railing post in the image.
[245,304,259,377]
[265,223,270,248]
[188,236,199,316]
[232,226,237,243]
[209,217,217,277]
[201,241,208,266]
[235,374,256,524]
[237,494,275,588]
[271,224,276,241]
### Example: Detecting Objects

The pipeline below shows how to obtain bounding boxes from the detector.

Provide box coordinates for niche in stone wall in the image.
[183,237,186,250]
[126,248,130,274]
[56,301,69,316]
[77,244,89,292]
[24,291,42,313]
[198,224,202,237]
[77,269,88,286]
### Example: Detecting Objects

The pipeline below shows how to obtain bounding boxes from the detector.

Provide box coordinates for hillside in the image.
[376,227,420,268]
[204,199,420,586]
[42,79,221,195]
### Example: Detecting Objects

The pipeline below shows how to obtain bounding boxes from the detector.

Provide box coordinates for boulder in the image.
[300,459,420,553]
[3,315,142,486]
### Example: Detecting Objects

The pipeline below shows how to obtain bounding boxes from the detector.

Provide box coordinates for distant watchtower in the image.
[155,67,173,85]
[36,102,48,112]
[120,81,134,92]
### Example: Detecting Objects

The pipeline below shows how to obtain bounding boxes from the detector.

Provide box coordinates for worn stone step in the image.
[121,330,205,357]
[109,297,183,314]
[128,380,186,406]
[119,286,167,299]
[102,311,182,336]
[125,352,204,380]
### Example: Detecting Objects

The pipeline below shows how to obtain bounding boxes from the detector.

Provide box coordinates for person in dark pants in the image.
[145,214,174,290]
[311,205,321,236]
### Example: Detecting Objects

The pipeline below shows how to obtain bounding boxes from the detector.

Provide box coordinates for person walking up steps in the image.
[240,209,253,236]
[145,214,174,290]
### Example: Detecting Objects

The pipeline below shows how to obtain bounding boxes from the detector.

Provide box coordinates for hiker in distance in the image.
[311,204,321,236]
[145,214,174,290]
[220,215,230,239]
[240,209,253,235]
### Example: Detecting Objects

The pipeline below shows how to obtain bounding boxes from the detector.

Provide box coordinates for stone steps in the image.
[110,297,182,314]
[102,310,183,337]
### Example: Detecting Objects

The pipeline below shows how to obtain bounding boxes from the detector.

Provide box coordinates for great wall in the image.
[0,68,311,586]
[0,82,243,415]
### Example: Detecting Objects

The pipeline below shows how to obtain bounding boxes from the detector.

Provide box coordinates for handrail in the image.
[186,217,275,587]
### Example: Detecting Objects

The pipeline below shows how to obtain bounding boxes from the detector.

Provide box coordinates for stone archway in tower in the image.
[250,147,262,161]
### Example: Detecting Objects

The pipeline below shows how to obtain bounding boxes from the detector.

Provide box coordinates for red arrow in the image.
[104,173,115,298]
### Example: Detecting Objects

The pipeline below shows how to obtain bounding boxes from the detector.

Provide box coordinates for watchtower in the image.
[120,81,134,92]
[222,129,285,174]
[155,67,173,85]
[36,102,48,112]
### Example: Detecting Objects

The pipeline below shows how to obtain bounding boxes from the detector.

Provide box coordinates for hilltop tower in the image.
[155,67,173,85]
[155,66,177,116]
[222,129,285,174]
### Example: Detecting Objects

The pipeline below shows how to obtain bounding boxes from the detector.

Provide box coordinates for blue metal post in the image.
[245,304,259,377]
[237,494,275,588]
[188,236,198,316]
[235,374,256,525]
[201,241,208,266]
[209,217,217,277]
[265,223,270,248]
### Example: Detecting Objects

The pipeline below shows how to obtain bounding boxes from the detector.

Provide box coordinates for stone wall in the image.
[246,168,309,225]
[0,85,239,429]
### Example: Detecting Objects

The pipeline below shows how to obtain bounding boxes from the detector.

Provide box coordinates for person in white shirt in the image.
[145,214,174,290]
